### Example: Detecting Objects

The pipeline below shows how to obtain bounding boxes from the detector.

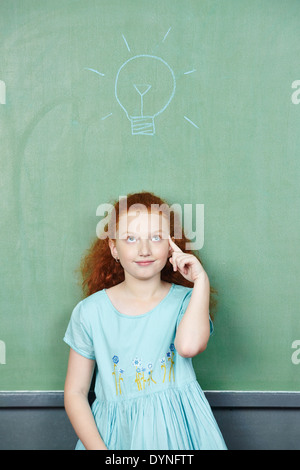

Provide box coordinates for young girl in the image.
[64,191,227,450]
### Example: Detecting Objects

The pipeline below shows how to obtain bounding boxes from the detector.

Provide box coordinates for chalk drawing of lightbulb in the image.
[115,55,176,135]
[85,29,200,134]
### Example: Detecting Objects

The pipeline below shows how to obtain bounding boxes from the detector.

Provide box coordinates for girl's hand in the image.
[168,237,207,283]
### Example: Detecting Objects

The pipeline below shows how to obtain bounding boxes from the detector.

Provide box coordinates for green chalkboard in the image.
[1,0,300,391]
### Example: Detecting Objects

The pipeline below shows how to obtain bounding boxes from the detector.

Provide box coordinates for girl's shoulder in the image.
[80,289,107,309]
[69,290,116,335]
[172,283,192,292]
[71,289,107,321]
[159,283,193,310]
[171,283,193,298]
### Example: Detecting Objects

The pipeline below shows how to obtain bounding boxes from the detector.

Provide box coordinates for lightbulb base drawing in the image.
[130,116,155,136]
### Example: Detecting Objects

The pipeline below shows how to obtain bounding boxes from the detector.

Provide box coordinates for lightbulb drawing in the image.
[85,29,200,135]
[115,55,176,135]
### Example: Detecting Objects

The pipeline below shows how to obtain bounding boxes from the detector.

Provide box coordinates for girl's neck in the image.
[121,274,168,300]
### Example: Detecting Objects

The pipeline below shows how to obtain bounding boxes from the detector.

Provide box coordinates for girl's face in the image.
[109,210,171,281]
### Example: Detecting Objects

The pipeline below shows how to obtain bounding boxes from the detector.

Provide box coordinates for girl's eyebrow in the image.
[119,230,169,239]
[119,231,135,238]
[151,230,170,239]
[152,229,169,234]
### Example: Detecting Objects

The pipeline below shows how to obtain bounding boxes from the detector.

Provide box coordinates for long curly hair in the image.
[79,191,217,318]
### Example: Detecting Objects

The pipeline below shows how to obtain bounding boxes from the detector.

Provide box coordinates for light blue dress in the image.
[64,283,227,450]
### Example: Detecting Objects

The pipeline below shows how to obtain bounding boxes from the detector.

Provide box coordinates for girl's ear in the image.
[108,239,118,260]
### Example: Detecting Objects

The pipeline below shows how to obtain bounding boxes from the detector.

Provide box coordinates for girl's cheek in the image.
[155,243,170,259]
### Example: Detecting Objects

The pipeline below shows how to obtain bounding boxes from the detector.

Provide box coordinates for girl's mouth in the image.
[135,261,155,267]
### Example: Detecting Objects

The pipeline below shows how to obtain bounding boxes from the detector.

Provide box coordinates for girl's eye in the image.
[127,236,136,243]
[151,235,161,242]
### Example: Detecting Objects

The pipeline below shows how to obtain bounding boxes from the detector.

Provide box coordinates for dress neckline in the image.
[103,283,175,319]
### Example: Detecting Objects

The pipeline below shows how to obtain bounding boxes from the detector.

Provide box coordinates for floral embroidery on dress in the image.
[161,343,175,383]
[132,357,143,391]
[112,355,124,395]
[160,357,167,383]
[146,362,157,386]
[113,344,176,394]
[132,357,157,391]
[167,343,175,382]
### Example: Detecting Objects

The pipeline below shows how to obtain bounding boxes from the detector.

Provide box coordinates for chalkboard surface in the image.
[1,0,300,391]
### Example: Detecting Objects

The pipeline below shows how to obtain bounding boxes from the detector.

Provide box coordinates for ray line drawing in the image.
[101,113,113,120]
[122,34,131,52]
[162,27,171,42]
[184,116,199,129]
[84,68,105,77]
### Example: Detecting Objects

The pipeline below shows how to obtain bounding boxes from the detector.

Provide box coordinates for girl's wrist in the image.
[193,271,209,286]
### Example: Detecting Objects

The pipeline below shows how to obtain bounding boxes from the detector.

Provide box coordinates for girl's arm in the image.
[169,237,211,358]
[174,274,211,357]
[64,349,107,450]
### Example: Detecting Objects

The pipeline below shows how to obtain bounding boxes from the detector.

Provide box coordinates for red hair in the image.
[79,191,216,317]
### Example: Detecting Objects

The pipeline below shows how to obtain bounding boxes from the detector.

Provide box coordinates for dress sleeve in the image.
[63,301,96,360]
[176,289,214,335]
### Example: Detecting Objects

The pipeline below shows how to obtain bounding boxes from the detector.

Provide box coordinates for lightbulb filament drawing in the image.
[85,30,199,135]
[133,84,151,115]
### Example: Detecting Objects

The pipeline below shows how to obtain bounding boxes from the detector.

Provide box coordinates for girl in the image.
[64,191,227,450]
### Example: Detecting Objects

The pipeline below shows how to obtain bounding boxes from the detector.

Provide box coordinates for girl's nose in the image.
[138,239,151,256]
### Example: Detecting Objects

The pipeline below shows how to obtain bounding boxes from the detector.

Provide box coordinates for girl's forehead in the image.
[118,210,170,236]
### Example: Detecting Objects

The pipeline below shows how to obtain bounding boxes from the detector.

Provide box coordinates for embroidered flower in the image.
[112,356,124,396]
[167,345,175,383]
[112,355,119,364]
[161,356,167,383]
[132,357,142,368]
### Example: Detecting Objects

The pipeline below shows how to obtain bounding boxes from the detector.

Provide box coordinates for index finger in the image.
[168,236,183,252]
